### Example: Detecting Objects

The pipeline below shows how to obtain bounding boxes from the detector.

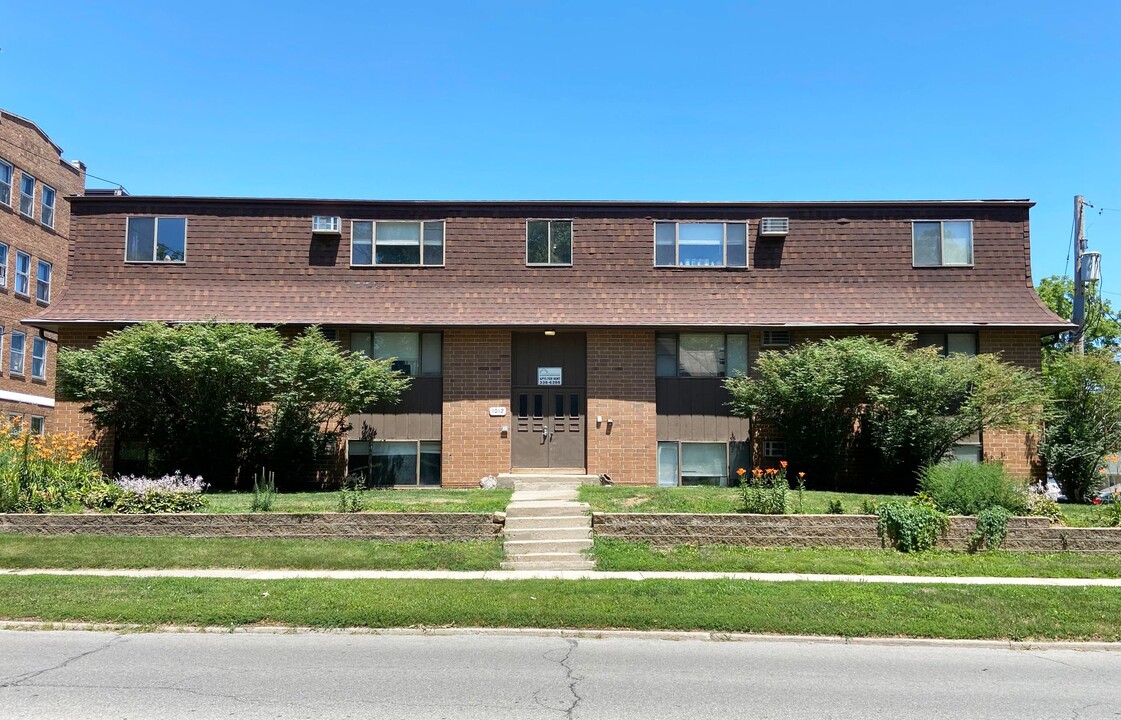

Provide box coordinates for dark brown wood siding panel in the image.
[655,377,749,442]
[348,377,441,441]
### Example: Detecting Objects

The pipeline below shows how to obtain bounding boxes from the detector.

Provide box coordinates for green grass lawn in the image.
[595,539,1121,578]
[579,485,1113,526]
[200,488,511,514]
[1,575,1119,640]
[0,534,504,571]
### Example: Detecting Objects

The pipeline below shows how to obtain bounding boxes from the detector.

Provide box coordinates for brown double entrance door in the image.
[511,332,586,471]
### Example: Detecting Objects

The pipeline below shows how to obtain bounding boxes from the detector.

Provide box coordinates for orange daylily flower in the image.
[752,468,763,478]
[779,460,788,469]
[798,471,805,479]
[736,467,747,477]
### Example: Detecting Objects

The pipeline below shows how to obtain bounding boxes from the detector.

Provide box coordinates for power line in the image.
[0,135,127,192]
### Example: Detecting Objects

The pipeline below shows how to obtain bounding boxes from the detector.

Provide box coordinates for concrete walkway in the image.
[3,567,1121,586]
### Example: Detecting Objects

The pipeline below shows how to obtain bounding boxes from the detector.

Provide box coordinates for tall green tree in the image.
[58,323,408,488]
[1036,275,1121,354]
[1039,351,1121,502]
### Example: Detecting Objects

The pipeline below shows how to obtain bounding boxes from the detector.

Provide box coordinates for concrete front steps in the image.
[500,475,595,571]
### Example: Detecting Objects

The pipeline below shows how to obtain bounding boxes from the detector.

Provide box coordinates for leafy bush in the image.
[1040,351,1121,503]
[58,323,410,489]
[1025,492,1063,523]
[726,335,1043,491]
[826,498,845,514]
[82,472,209,514]
[337,474,366,513]
[969,506,1013,552]
[737,466,788,514]
[875,499,948,552]
[918,461,1028,516]
[1096,489,1121,528]
[860,498,880,515]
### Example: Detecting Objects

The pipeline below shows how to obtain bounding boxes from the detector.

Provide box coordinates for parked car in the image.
[1096,484,1121,505]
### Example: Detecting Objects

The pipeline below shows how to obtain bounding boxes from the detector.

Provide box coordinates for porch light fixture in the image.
[544,330,556,336]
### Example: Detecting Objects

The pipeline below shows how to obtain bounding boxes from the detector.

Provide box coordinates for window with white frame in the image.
[31,336,46,380]
[125,217,187,262]
[350,331,441,376]
[0,159,11,207]
[351,220,444,266]
[348,440,441,486]
[9,331,25,375]
[656,332,748,378]
[657,441,750,487]
[0,243,8,289]
[35,260,51,303]
[655,222,748,268]
[40,185,56,228]
[913,220,973,267]
[526,220,572,265]
[916,332,978,356]
[19,174,34,218]
[14,251,30,296]
[29,416,44,435]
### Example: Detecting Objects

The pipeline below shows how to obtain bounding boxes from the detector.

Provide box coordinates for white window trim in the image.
[36,259,51,304]
[18,173,35,219]
[29,415,45,435]
[123,216,189,264]
[30,336,47,380]
[658,440,739,487]
[0,159,12,207]
[654,221,750,269]
[40,184,56,229]
[9,331,26,375]
[911,219,974,268]
[525,219,574,267]
[349,220,446,268]
[0,242,9,289]
[14,251,30,297]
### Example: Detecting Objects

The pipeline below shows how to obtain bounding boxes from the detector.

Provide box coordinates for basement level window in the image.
[348,440,441,487]
[126,217,187,263]
[657,441,751,487]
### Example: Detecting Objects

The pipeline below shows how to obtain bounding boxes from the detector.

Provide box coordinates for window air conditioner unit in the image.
[759,217,789,236]
[762,329,790,348]
[312,216,341,234]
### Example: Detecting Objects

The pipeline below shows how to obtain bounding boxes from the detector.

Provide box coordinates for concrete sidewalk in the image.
[3,567,1121,586]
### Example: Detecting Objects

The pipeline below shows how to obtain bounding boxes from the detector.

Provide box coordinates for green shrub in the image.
[251,469,276,512]
[1025,493,1063,523]
[737,467,788,514]
[875,499,948,552]
[969,506,1013,551]
[337,474,367,513]
[860,498,879,515]
[826,498,845,514]
[918,461,1028,516]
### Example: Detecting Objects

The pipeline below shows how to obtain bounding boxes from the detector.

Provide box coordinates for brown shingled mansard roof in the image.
[29,197,1071,332]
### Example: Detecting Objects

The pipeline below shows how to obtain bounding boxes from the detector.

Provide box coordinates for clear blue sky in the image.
[2,0,1119,293]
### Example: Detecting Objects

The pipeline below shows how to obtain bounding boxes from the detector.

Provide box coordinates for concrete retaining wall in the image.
[0,513,503,541]
[592,513,1121,554]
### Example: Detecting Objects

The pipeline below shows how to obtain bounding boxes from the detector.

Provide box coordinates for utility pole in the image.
[1073,195,1087,355]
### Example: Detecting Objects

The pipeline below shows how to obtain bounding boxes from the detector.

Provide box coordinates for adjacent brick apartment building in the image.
[30,197,1069,487]
[0,110,85,433]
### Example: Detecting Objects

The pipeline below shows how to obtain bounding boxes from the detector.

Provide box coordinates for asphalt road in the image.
[1,630,1118,719]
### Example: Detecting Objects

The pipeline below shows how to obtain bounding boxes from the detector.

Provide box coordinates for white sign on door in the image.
[537,367,562,386]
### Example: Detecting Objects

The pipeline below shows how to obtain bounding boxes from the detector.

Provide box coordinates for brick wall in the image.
[52,324,114,468]
[0,112,85,431]
[441,328,511,487]
[0,512,502,541]
[979,329,1045,481]
[587,329,657,485]
[593,513,1121,554]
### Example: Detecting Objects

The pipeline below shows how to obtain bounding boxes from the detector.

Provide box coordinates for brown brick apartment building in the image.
[0,111,85,433]
[29,197,1069,487]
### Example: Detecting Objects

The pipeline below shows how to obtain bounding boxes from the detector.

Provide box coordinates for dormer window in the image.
[913,221,973,267]
[351,220,444,266]
[125,217,187,263]
[655,222,748,268]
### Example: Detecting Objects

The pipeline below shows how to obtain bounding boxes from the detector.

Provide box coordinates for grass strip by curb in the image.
[1,576,1119,641]
[0,535,505,571]
[594,539,1121,578]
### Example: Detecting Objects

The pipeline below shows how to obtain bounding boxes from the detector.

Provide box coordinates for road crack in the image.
[0,634,124,688]
[533,638,583,718]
